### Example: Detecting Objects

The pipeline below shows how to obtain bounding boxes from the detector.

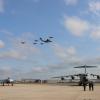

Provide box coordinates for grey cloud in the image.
[88,0,100,16]
[0,40,5,48]
[64,0,78,6]
[0,67,13,79]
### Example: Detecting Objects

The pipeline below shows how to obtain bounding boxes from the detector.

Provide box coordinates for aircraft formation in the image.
[20,36,54,45]
[0,36,54,86]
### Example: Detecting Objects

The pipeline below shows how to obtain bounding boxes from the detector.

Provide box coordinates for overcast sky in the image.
[0,0,100,79]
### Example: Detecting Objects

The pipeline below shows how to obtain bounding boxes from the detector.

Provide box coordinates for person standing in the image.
[82,76,88,91]
[83,82,87,91]
[88,81,94,91]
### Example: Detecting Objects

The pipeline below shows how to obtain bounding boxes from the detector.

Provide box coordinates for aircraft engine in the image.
[71,76,75,80]
[61,77,65,81]
[97,75,100,79]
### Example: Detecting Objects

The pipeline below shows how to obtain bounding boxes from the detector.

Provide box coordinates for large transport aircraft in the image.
[52,65,99,86]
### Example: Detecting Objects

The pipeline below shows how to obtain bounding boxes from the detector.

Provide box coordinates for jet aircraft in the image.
[33,42,37,45]
[0,77,14,86]
[21,41,26,44]
[40,37,52,43]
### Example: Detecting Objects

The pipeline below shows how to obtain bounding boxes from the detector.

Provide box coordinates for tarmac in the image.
[0,84,99,100]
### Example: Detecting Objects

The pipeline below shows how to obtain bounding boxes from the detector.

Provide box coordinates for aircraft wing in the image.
[52,76,66,78]
[52,75,75,78]
[91,74,100,76]
[74,65,97,68]
[52,76,62,78]
[40,38,44,42]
